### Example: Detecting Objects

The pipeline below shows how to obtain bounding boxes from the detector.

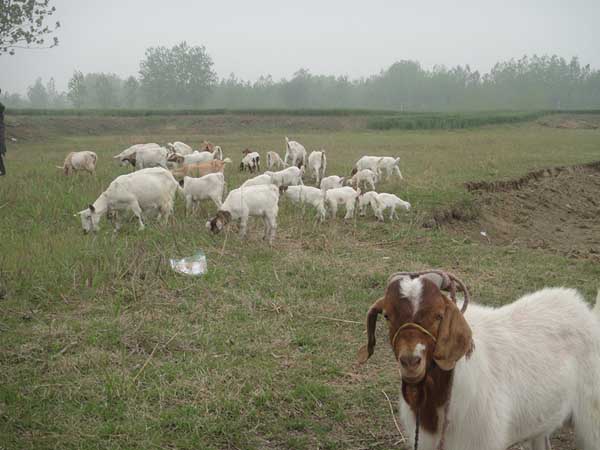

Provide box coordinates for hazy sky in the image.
[1,0,599,94]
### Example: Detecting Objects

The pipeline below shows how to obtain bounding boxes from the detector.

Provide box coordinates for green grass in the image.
[1,115,600,449]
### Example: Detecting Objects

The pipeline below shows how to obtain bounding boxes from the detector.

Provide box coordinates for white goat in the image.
[354,155,383,178]
[325,186,361,220]
[56,151,97,175]
[349,168,378,191]
[169,149,220,166]
[358,191,411,221]
[360,274,600,450]
[77,167,180,233]
[182,173,225,213]
[240,152,261,173]
[266,151,286,170]
[135,146,169,171]
[241,174,273,188]
[284,137,307,168]
[167,141,194,155]
[265,167,304,187]
[279,185,326,222]
[307,150,327,185]
[378,156,403,180]
[113,143,160,167]
[206,184,279,244]
[320,175,346,193]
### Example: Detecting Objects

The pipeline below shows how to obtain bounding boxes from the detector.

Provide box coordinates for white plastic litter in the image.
[169,251,207,276]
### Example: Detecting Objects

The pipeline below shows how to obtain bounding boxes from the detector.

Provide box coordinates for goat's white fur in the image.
[265,167,303,187]
[241,152,261,172]
[56,151,97,175]
[284,137,307,168]
[396,285,600,450]
[135,146,169,171]
[167,141,194,155]
[319,175,346,192]
[281,185,326,221]
[182,173,225,213]
[241,174,273,188]
[113,143,160,167]
[377,156,403,180]
[355,156,384,178]
[307,150,327,185]
[325,186,361,220]
[349,168,378,191]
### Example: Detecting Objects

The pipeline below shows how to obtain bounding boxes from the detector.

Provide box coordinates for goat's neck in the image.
[401,365,453,434]
[92,194,109,217]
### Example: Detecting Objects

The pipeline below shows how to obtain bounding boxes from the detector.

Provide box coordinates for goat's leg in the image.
[129,200,145,230]
[239,216,249,239]
[528,435,551,450]
[344,202,355,221]
[185,196,193,216]
[394,166,403,180]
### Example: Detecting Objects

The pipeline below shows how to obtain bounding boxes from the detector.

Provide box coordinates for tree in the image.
[139,41,217,107]
[68,71,86,108]
[0,0,60,55]
[122,76,139,108]
[27,77,48,107]
[94,73,119,108]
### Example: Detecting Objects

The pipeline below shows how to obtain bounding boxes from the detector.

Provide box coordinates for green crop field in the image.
[1,113,599,449]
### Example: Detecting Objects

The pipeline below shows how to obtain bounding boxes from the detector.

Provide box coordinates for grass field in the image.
[1,113,600,450]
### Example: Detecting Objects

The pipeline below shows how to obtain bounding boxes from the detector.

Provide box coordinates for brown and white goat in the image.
[170,158,231,182]
[358,271,600,450]
[57,151,97,176]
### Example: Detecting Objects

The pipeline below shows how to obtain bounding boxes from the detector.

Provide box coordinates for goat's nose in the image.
[400,355,422,369]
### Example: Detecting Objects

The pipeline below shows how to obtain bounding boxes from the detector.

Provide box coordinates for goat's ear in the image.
[357,297,385,364]
[88,204,95,213]
[433,298,473,371]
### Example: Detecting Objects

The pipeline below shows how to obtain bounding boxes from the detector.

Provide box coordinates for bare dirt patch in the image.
[538,113,600,129]
[448,161,600,260]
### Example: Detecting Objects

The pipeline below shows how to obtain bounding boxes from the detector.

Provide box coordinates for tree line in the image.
[3,42,600,111]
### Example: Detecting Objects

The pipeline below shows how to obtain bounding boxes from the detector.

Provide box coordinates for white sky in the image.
[1,0,599,94]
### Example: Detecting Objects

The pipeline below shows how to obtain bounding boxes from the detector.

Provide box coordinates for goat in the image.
[358,191,411,221]
[378,156,403,180]
[348,168,378,191]
[56,151,97,175]
[279,185,326,222]
[324,186,361,220]
[241,174,273,188]
[166,141,194,155]
[307,150,327,185]
[267,151,286,170]
[113,143,161,168]
[170,158,232,182]
[206,184,279,244]
[264,167,304,187]
[168,148,221,166]
[354,156,384,178]
[320,175,346,193]
[284,137,307,168]
[240,151,261,173]
[358,271,600,450]
[181,173,225,214]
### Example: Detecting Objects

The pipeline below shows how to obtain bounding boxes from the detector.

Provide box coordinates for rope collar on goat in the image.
[391,322,437,350]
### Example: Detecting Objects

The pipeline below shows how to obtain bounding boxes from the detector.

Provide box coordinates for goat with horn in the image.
[358,270,600,450]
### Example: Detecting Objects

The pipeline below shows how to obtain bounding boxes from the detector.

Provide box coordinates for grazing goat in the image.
[358,271,600,450]
[284,137,307,168]
[349,168,378,191]
[56,151,97,175]
[324,186,361,220]
[206,184,280,244]
[265,167,304,187]
[307,150,327,185]
[240,151,261,173]
[378,156,403,180]
[267,151,286,170]
[241,174,273,188]
[134,146,169,171]
[358,191,410,221]
[181,173,225,213]
[279,185,326,222]
[168,148,221,165]
[320,175,346,193]
[77,168,180,233]
[170,158,232,181]
[167,141,193,155]
[113,143,160,167]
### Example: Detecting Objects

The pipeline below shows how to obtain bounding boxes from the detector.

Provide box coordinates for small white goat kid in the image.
[358,191,411,221]
[349,168,378,191]
[279,185,326,221]
[265,167,304,187]
[319,175,346,192]
[325,186,361,220]
[206,184,280,244]
[240,152,261,173]
[377,156,403,180]
[266,151,286,170]
[181,173,225,213]
[307,150,327,185]
[78,167,180,233]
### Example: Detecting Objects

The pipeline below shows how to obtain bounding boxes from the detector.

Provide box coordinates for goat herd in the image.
[67,137,410,242]
[58,136,600,450]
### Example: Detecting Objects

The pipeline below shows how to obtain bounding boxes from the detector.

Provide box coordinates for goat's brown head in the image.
[206,210,232,234]
[242,148,252,155]
[202,141,214,151]
[167,153,185,164]
[358,272,473,385]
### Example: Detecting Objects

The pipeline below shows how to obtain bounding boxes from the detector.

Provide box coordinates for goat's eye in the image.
[435,314,443,321]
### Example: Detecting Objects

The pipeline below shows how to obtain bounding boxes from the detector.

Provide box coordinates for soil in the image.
[448,162,600,261]
[538,114,600,129]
